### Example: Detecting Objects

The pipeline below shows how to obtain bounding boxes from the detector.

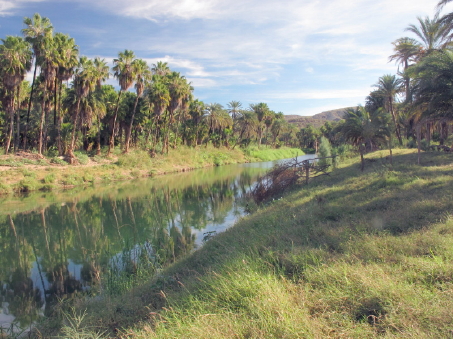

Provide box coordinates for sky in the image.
[0,0,446,116]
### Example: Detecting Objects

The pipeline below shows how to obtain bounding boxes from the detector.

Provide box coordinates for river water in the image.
[0,155,314,332]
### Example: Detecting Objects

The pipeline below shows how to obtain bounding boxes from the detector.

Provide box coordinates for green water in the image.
[0,156,314,331]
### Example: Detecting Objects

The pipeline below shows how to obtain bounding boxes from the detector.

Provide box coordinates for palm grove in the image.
[297,0,453,170]
[0,14,301,162]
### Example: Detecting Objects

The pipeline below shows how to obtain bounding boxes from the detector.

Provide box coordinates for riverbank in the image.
[41,148,453,338]
[0,146,303,195]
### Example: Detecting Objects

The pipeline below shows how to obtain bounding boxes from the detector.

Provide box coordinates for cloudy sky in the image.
[0,0,445,115]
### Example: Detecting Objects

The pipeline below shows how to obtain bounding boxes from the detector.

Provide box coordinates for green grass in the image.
[37,149,453,338]
[243,145,304,161]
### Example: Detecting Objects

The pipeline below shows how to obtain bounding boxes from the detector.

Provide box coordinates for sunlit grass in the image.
[39,148,453,338]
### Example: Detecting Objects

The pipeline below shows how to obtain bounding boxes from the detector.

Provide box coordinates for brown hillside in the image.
[284,107,357,128]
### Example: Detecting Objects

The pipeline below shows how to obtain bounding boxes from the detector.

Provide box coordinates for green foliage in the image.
[43,173,56,183]
[74,151,89,165]
[50,156,67,165]
[17,177,39,192]
[317,136,332,166]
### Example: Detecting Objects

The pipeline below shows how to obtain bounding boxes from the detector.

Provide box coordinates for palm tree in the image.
[125,59,150,153]
[250,102,270,146]
[108,49,136,156]
[146,76,171,151]
[0,36,32,154]
[67,57,96,161]
[152,61,170,76]
[406,15,451,54]
[233,110,258,148]
[342,106,391,171]
[389,37,421,102]
[92,58,110,154]
[22,13,53,150]
[37,35,59,154]
[54,33,78,155]
[373,74,404,145]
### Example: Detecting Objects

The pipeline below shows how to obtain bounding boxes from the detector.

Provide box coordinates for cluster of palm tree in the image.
[301,0,453,167]
[0,13,299,159]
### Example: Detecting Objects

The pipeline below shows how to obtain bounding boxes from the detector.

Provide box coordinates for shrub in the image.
[317,137,332,167]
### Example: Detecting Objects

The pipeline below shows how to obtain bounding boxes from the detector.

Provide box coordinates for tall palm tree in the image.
[67,57,96,161]
[108,50,136,156]
[373,74,404,145]
[124,59,150,153]
[406,15,451,55]
[92,58,110,154]
[0,36,32,154]
[389,37,422,102]
[22,13,53,149]
[250,102,270,146]
[37,35,58,154]
[233,110,258,148]
[54,33,78,155]
[146,76,171,151]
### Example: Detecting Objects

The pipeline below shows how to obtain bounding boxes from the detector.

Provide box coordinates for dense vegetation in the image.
[0,14,301,162]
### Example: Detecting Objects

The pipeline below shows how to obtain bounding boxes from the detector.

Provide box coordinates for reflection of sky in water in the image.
[0,155,317,330]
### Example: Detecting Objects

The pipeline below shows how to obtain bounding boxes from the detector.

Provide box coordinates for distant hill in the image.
[284,107,357,129]
[312,107,356,121]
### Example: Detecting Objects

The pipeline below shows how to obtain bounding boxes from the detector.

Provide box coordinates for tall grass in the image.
[40,149,453,338]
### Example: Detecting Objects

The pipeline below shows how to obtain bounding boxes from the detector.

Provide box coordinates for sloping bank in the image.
[42,149,453,338]
[0,146,303,195]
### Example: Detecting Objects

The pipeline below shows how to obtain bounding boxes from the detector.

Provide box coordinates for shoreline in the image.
[0,146,304,196]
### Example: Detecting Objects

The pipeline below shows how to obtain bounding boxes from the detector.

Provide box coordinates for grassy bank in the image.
[38,148,453,338]
[0,146,303,195]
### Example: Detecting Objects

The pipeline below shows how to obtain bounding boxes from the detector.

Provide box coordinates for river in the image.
[0,155,314,332]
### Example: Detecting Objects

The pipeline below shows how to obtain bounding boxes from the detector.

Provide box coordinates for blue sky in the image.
[0,0,444,116]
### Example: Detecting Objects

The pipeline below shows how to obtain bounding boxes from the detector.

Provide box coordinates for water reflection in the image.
[0,155,314,329]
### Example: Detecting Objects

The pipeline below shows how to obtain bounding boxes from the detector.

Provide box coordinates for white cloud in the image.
[0,0,45,15]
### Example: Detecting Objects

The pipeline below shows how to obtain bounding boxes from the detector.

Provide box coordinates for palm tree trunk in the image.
[417,123,421,165]
[38,89,47,155]
[68,98,81,162]
[124,95,139,153]
[23,59,38,150]
[15,86,21,152]
[107,90,123,156]
[57,82,63,155]
[4,95,14,155]
[97,115,102,155]
[389,101,403,145]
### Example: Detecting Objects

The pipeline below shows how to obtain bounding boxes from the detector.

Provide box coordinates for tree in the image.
[342,106,390,171]
[389,37,421,102]
[373,74,404,145]
[67,57,96,161]
[108,50,136,156]
[0,36,32,154]
[250,102,270,146]
[54,33,78,155]
[22,13,53,150]
[124,59,150,153]
[406,15,450,55]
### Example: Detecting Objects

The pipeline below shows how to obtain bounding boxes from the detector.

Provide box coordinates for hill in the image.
[284,106,357,128]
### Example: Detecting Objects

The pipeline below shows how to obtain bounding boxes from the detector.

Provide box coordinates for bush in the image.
[74,151,89,165]
[317,137,332,167]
